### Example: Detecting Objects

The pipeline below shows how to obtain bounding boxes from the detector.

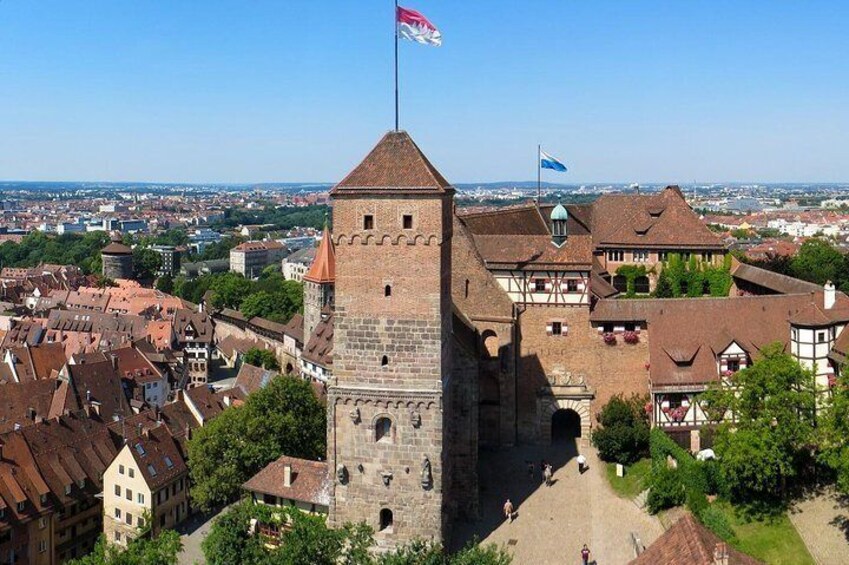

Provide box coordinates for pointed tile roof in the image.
[331,131,452,195]
[303,231,336,284]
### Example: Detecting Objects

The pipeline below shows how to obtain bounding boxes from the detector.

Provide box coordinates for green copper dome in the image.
[551,203,569,221]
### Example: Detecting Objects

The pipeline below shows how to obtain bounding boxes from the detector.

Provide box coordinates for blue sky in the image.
[1,1,847,184]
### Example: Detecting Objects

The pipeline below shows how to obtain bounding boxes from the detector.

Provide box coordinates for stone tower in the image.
[101,234,134,280]
[327,131,454,547]
[303,227,336,339]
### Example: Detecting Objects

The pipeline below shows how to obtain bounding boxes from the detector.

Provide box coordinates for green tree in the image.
[703,343,816,510]
[243,348,280,371]
[188,375,326,510]
[202,502,265,565]
[818,373,849,494]
[789,238,847,286]
[210,272,253,310]
[133,247,162,281]
[155,274,174,294]
[592,394,650,465]
[67,530,181,565]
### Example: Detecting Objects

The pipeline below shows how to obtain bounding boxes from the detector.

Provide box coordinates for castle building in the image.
[101,237,133,280]
[327,131,477,547]
[302,230,335,340]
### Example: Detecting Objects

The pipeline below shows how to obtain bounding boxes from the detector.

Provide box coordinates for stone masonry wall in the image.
[516,305,650,443]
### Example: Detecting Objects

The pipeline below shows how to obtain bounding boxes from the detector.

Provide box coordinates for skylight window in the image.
[164,456,174,469]
[134,443,146,456]
[147,464,157,477]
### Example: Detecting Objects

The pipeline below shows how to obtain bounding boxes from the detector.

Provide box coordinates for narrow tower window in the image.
[363,215,374,230]
[402,215,413,229]
[376,417,392,443]
[381,355,389,366]
[464,279,470,298]
[379,508,394,532]
[384,285,392,297]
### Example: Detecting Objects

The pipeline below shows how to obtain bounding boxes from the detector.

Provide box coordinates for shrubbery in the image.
[646,466,685,513]
[592,394,650,465]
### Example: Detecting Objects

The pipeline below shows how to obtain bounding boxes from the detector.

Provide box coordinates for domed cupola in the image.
[551,202,568,247]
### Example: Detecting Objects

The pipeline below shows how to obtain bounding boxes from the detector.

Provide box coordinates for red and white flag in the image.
[397,6,442,47]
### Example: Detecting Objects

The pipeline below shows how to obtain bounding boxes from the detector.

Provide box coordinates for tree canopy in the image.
[592,394,650,465]
[204,501,511,565]
[187,375,326,511]
[67,530,181,565]
[702,343,816,509]
[0,231,109,274]
[173,271,303,324]
[243,348,281,371]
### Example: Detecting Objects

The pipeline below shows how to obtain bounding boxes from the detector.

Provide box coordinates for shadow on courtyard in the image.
[450,438,579,551]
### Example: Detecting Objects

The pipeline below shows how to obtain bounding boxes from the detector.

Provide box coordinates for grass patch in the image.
[605,458,651,499]
[712,502,814,565]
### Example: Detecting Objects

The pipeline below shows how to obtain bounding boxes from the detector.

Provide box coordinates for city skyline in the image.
[1,1,848,184]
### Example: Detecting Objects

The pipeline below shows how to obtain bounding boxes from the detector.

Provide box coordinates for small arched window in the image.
[384,285,392,297]
[379,508,394,532]
[376,417,392,443]
[381,355,389,367]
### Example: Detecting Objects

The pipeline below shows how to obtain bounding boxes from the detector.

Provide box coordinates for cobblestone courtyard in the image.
[453,442,664,564]
[790,486,849,565]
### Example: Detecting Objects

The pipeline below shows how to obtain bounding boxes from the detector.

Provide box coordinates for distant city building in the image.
[230,240,286,278]
[281,236,316,251]
[118,219,147,233]
[150,245,181,277]
[187,228,222,254]
[281,246,315,282]
[179,258,229,279]
[57,220,87,234]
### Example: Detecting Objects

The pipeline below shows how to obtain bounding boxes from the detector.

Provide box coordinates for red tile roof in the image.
[303,233,335,284]
[243,455,330,507]
[332,131,451,195]
[631,514,762,564]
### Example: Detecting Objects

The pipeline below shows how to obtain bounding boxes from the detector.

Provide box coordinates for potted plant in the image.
[623,331,639,344]
[603,332,616,345]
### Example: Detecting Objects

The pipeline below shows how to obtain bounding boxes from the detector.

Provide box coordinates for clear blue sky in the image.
[1,1,848,184]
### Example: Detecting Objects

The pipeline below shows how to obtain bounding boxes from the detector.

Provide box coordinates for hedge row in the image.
[647,429,735,541]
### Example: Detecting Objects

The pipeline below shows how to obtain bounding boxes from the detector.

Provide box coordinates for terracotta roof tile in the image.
[631,514,762,564]
[303,232,336,284]
[332,131,451,194]
[243,455,330,507]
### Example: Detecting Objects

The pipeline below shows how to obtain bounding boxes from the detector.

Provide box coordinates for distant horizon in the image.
[4,179,849,189]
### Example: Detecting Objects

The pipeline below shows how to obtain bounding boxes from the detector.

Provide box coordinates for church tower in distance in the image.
[327,131,454,547]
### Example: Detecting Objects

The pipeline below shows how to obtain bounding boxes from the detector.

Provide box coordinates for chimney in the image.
[185,423,191,440]
[283,463,292,488]
[223,395,231,408]
[136,422,143,437]
[109,353,118,371]
[713,542,729,565]
[825,281,836,310]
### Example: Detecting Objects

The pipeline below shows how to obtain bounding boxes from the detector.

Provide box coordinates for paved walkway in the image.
[177,506,230,565]
[453,443,664,564]
[789,486,849,565]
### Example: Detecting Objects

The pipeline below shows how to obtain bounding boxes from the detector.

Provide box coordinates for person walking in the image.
[543,463,553,487]
[577,452,587,474]
[503,498,514,523]
[581,544,591,565]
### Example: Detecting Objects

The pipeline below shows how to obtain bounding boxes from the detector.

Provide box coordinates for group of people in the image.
[503,453,592,563]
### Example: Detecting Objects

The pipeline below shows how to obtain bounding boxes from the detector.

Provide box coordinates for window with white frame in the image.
[607,250,624,262]
[633,250,649,262]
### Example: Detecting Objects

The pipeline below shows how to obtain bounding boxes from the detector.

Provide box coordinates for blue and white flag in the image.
[540,150,567,172]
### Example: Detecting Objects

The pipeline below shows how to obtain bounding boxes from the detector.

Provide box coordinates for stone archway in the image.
[551,408,582,442]
[538,394,592,448]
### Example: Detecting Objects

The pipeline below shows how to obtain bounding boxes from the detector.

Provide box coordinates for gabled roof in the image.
[234,363,277,396]
[101,242,132,255]
[331,131,452,195]
[243,455,331,507]
[126,427,187,490]
[302,309,333,368]
[592,186,724,249]
[303,232,335,284]
[631,514,762,564]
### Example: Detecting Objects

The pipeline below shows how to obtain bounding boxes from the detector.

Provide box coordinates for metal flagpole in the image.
[394,0,400,131]
[537,144,541,207]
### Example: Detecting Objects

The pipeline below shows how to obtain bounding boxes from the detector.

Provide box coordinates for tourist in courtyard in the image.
[577,452,587,474]
[503,498,514,523]
[581,544,591,565]
[543,463,553,486]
